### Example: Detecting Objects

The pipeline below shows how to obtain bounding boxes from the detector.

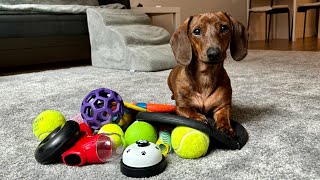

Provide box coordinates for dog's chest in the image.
[190,88,216,113]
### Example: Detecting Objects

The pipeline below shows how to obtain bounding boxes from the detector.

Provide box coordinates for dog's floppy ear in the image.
[225,13,248,61]
[170,16,193,66]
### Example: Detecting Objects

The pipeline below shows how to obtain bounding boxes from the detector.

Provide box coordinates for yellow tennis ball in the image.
[32,110,66,141]
[171,126,210,159]
[98,124,125,148]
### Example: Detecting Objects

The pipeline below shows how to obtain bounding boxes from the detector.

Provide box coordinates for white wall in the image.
[130,0,247,34]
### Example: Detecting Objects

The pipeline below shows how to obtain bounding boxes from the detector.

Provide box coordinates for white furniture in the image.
[132,7,181,30]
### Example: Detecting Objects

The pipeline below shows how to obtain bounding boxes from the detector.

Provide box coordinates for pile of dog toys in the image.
[33,88,176,177]
[33,87,248,178]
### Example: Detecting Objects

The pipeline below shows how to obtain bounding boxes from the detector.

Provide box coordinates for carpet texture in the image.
[0,50,319,180]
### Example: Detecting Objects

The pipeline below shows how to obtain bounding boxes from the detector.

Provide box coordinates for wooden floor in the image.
[248,37,320,51]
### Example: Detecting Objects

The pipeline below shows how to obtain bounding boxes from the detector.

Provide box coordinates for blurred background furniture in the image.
[297,2,320,39]
[0,0,130,68]
[132,6,181,33]
[86,8,176,71]
[247,0,291,41]
[98,0,130,9]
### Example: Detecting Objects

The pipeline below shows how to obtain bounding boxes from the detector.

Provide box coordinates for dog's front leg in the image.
[213,105,235,137]
[176,106,208,124]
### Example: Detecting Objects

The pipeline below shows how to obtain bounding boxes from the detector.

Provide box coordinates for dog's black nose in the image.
[207,48,221,62]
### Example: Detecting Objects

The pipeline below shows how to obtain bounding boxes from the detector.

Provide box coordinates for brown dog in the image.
[168,12,248,136]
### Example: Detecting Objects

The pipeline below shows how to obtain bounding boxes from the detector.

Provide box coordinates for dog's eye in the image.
[220,25,229,33]
[193,28,201,35]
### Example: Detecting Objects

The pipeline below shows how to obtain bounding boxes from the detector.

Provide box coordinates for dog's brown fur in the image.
[168,12,248,136]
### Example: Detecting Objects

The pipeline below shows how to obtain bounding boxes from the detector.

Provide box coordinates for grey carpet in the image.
[0,50,319,180]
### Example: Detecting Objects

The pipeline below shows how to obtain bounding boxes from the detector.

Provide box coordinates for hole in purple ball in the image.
[84,106,94,117]
[109,101,118,112]
[87,95,96,103]
[94,99,104,109]
[99,90,111,99]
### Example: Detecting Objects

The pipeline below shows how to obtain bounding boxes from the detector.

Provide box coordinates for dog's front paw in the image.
[190,114,208,124]
[216,125,236,137]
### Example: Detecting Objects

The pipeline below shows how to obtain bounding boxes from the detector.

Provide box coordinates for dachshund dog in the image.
[168,12,248,136]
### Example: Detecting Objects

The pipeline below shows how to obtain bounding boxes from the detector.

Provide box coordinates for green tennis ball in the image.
[171,126,210,159]
[98,124,125,148]
[32,110,66,141]
[124,121,157,146]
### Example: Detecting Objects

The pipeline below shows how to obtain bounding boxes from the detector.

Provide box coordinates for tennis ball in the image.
[32,110,66,141]
[124,121,157,146]
[171,126,210,159]
[98,124,125,148]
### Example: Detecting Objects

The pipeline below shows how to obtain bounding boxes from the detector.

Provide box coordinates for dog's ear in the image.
[170,16,193,66]
[225,13,248,61]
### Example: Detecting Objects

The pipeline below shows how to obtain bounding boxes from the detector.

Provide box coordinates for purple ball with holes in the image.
[80,88,124,130]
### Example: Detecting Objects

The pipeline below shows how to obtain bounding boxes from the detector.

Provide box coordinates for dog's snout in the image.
[207,48,221,62]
